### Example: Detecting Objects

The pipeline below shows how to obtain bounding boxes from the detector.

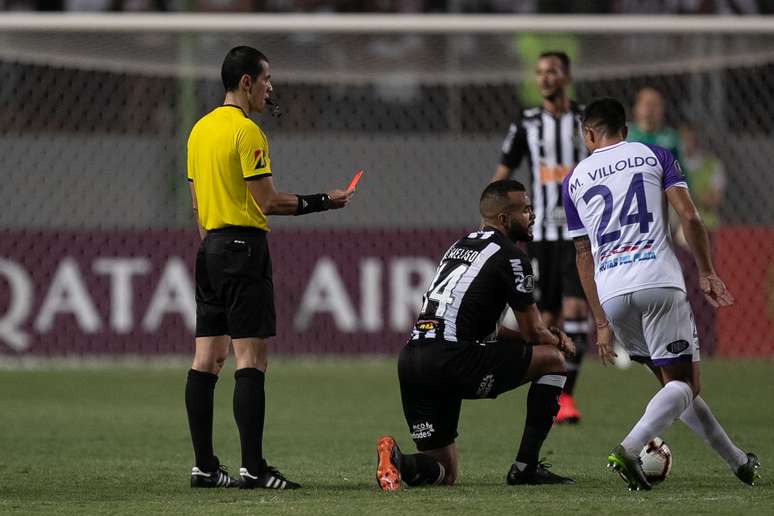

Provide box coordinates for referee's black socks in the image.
[514,375,565,469]
[234,368,266,474]
[563,318,589,395]
[185,369,219,472]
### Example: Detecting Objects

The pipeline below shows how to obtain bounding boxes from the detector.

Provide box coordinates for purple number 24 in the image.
[582,173,654,246]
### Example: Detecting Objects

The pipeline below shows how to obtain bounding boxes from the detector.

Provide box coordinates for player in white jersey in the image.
[562,97,760,491]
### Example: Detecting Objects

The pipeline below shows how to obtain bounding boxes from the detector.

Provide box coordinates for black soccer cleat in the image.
[190,465,239,488]
[507,460,576,485]
[735,452,761,486]
[239,462,300,490]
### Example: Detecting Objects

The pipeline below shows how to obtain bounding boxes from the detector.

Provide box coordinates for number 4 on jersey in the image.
[421,264,468,317]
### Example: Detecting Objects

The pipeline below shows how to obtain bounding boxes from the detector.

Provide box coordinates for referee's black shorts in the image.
[527,240,585,313]
[195,226,276,339]
[397,338,533,451]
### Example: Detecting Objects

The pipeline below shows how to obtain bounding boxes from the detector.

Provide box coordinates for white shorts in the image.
[602,287,699,367]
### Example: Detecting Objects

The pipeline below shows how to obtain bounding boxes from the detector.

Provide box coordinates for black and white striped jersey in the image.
[499,103,587,241]
[410,228,535,343]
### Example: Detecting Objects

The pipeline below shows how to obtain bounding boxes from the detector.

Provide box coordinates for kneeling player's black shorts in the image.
[398,338,533,451]
[527,240,584,313]
[195,226,276,339]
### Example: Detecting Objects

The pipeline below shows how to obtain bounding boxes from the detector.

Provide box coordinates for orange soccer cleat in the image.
[375,436,402,491]
[555,392,582,425]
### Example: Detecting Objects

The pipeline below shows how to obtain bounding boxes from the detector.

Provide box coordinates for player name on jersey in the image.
[584,156,660,182]
[442,247,480,264]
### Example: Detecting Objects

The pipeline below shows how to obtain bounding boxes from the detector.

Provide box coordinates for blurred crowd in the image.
[1,0,771,14]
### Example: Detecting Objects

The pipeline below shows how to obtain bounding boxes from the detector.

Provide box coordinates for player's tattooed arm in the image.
[574,236,617,366]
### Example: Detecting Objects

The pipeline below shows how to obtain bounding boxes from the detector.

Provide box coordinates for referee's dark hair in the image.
[222,46,269,92]
[480,179,526,214]
[582,97,627,137]
[539,51,571,74]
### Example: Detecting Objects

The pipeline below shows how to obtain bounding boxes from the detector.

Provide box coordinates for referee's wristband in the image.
[295,193,330,215]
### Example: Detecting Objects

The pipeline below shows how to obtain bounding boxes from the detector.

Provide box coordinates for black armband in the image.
[295,193,330,215]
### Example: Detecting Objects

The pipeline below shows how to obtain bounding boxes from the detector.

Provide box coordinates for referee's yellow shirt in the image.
[187,105,272,231]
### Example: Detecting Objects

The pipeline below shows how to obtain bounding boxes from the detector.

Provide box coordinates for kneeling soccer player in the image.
[375,180,576,490]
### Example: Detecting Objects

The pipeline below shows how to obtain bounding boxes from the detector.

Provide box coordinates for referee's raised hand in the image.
[326,189,354,209]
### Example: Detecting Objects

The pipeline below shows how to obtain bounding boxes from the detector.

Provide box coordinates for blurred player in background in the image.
[627,87,683,174]
[563,97,759,491]
[493,51,589,424]
[185,46,352,490]
[376,180,576,491]
[679,125,726,233]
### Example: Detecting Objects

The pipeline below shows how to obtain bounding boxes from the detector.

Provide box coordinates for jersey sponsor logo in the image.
[414,320,438,332]
[410,421,435,440]
[539,163,572,185]
[597,239,657,272]
[253,149,267,170]
[475,373,494,398]
[598,239,654,262]
[666,340,690,354]
[598,251,656,272]
[510,259,535,293]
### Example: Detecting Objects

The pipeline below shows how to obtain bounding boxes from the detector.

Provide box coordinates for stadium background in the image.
[0,6,773,360]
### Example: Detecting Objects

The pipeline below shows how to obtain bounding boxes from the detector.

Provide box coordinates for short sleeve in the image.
[500,118,528,170]
[238,122,272,180]
[186,135,194,182]
[502,252,536,312]
[645,144,687,191]
[562,172,587,238]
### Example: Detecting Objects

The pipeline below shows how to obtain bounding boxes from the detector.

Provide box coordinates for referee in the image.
[185,46,352,490]
[492,51,589,424]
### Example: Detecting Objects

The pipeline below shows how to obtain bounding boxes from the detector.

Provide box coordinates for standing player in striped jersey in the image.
[563,97,759,491]
[375,180,576,490]
[493,51,589,424]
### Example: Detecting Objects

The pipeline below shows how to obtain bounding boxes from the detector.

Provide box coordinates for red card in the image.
[347,170,364,192]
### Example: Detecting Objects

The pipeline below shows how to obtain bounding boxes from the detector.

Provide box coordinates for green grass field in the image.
[1,357,771,515]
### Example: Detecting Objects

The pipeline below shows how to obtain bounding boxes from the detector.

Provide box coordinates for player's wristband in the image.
[295,193,330,215]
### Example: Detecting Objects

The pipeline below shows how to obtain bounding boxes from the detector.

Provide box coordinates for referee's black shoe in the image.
[507,461,576,485]
[190,463,239,488]
[239,461,300,490]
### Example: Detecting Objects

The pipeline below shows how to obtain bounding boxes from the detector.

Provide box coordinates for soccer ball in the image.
[639,437,673,484]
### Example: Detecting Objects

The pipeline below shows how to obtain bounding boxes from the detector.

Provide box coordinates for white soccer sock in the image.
[680,396,748,470]
[621,380,693,456]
